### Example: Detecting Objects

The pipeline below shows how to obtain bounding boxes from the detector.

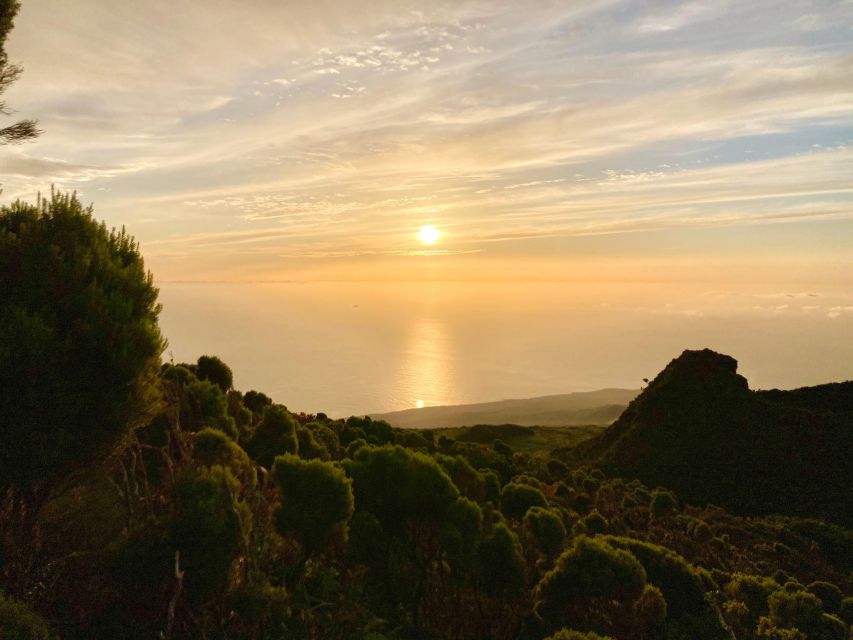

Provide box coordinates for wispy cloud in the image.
[1,0,851,280]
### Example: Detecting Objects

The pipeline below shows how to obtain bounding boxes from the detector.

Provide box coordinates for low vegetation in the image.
[2,194,853,640]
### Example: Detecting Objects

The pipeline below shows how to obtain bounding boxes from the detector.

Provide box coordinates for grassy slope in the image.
[370,388,638,429]
[431,423,606,456]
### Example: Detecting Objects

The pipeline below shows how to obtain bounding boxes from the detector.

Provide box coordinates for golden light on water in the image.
[417,225,441,245]
[400,317,451,410]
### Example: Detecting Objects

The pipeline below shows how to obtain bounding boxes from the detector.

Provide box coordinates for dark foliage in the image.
[195,355,233,393]
[0,1,40,144]
[0,192,164,490]
[2,209,853,640]
[580,349,853,526]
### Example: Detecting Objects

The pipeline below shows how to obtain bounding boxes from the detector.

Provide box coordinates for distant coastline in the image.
[369,388,639,429]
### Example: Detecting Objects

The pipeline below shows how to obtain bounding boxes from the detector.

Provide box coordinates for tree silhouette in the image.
[0,1,39,144]
[0,191,164,492]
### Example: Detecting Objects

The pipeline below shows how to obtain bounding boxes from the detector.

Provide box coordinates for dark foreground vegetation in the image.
[3,194,853,640]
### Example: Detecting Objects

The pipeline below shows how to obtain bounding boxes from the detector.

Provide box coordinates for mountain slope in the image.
[579,349,853,526]
[369,388,638,429]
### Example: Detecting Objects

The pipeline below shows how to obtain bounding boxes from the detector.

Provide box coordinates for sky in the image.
[1,0,852,283]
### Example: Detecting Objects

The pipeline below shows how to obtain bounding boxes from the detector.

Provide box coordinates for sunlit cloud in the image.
[1,0,851,281]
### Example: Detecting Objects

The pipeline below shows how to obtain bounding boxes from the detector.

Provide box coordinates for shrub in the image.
[345,445,459,533]
[195,355,233,392]
[481,468,502,504]
[437,454,487,503]
[181,378,237,438]
[633,584,667,635]
[0,592,57,639]
[0,191,164,489]
[242,390,272,416]
[580,511,608,535]
[271,454,353,558]
[691,520,713,543]
[501,482,548,520]
[296,426,328,460]
[476,522,526,597]
[838,597,853,624]
[650,489,677,517]
[604,535,727,635]
[171,466,246,604]
[765,589,823,635]
[726,573,778,621]
[193,428,256,490]
[806,581,843,613]
[345,438,368,458]
[310,423,341,459]
[440,497,483,573]
[524,507,567,557]
[246,404,298,468]
[534,536,646,635]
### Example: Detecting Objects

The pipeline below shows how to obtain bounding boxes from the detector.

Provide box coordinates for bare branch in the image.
[0,118,41,144]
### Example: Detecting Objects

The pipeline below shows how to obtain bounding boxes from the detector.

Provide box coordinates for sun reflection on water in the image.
[399,317,451,410]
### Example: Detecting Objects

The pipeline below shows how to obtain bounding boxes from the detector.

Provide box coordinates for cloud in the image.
[1,0,851,280]
[0,150,140,181]
[635,1,733,33]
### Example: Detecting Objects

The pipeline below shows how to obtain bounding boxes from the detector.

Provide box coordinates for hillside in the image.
[369,388,638,429]
[432,423,606,455]
[7,193,853,640]
[577,349,853,526]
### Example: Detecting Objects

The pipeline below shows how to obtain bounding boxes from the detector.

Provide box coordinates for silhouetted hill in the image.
[369,388,637,429]
[579,349,853,526]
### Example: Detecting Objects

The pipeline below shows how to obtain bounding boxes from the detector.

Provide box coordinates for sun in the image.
[417,225,441,245]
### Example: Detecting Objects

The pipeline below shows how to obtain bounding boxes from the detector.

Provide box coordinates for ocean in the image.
[156,281,853,418]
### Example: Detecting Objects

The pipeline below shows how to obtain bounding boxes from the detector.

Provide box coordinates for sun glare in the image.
[417,225,441,245]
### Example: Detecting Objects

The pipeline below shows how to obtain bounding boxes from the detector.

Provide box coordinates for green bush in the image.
[109,519,172,603]
[271,453,354,557]
[310,422,341,459]
[242,390,272,416]
[437,454,487,503]
[524,507,567,557]
[838,596,853,624]
[193,427,256,490]
[181,377,237,438]
[0,593,57,640]
[650,489,677,517]
[246,404,298,468]
[580,511,608,535]
[603,535,727,637]
[632,584,667,636]
[345,445,459,533]
[765,589,823,635]
[296,425,328,460]
[171,466,246,604]
[726,573,779,623]
[501,482,548,520]
[195,355,233,392]
[534,536,646,635]
[440,497,483,573]
[0,191,164,489]
[476,522,526,597]
[806,581,843,614]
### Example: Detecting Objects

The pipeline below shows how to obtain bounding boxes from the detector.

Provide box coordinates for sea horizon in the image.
[157,279,853,418]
